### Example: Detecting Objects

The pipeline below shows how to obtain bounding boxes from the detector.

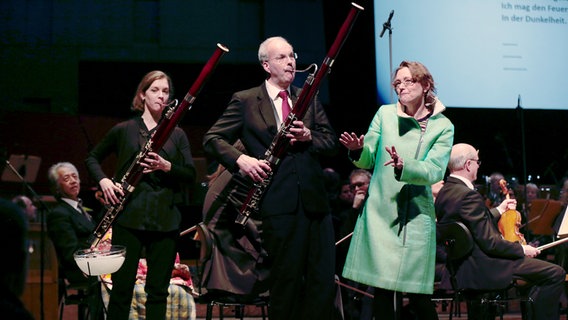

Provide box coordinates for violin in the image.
[497,179,527,244]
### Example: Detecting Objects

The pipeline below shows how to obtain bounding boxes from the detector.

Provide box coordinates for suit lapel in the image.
[63,202,95,230]
[257,83,279,136]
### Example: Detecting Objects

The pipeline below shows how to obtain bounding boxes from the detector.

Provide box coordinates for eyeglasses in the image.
[350,182,368,190]
[392,78,416,90]
[268,52,298,64]
[469,159,482,165]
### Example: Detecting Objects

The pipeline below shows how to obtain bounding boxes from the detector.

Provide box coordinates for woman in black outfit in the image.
[85,70,196,319]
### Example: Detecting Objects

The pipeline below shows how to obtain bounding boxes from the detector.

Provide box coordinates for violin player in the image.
[435,143,565,320]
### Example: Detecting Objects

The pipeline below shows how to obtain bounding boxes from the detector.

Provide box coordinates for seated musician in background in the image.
[559,178,568,208]
[335,169,373,320]
[552,178,568,284]
[336,169,372,273]
[12,195,38,222]
[525,183,540,207]
[46,162,102,319]
[484,171,506,208]
[431,180,451,292]
[0,198,34,319]
[435,143,565,320]
[519,182,546,244]
[513,182,539,216]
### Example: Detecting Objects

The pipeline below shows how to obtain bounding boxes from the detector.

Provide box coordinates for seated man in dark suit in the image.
[46,162,102,319]
[435,143,565,320]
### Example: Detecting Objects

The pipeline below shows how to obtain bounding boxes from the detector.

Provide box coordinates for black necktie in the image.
[77,200,92,222]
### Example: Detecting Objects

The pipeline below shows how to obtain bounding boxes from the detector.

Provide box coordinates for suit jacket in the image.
[47,199,96,284]
[435,176,525,290]
[203,83,338,217]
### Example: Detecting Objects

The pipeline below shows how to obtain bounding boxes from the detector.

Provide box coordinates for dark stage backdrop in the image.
[2,0,568,195]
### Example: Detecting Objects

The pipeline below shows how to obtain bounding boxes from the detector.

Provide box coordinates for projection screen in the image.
[374,0,568,110]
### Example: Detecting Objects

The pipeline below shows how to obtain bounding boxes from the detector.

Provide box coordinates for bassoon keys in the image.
[88,43,229,248]
[234,3,364,226]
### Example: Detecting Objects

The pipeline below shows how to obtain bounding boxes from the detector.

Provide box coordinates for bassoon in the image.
[234,2,364,225]
[88,43,229,248]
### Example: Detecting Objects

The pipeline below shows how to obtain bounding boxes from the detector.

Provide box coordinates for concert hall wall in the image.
[2,0,568,202]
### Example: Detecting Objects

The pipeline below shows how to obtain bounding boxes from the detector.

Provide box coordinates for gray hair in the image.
[349,169,372,182]
[47,162,79,197]
[448,144,478,171]
[258,36,292,64]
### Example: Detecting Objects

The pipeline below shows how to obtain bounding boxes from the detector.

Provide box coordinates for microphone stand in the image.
[380,12,399,314]
[4,160,50,320]
[516,95,528,219]
[379,10,395,103]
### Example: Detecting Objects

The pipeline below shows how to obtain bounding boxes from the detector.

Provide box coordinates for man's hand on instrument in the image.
[339,132,364,151]
[522,244,541,258]
[237,154,271,182]
[384,146,403,170]
[287,120,312,145]
[497,198,517,214]
[143,152,171,173]
[99,178,123,205]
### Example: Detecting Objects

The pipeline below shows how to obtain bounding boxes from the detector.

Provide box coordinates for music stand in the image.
[1,154,41,183]
[527,199,563,236]
[556,205,568,239]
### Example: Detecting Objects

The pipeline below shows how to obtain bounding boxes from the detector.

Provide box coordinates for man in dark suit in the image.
[203,36,338,320]
[46,162,101,319]
[435,143,565,320]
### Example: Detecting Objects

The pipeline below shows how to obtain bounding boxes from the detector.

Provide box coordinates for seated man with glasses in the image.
[435,143,565,320]
[335,168,373,320]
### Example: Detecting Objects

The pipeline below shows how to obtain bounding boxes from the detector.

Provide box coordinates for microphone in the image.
[380,10,394,38]
[517,94,521,108]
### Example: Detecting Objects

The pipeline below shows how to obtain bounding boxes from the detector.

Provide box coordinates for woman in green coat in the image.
[340,61,454,320]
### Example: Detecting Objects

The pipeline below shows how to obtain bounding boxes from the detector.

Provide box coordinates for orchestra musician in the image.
[46,162,102,319]
[11,195,37,222]
[85,70,196,320]
[435,143,565,320]
[484,172,506,208]
[203,36,338,320]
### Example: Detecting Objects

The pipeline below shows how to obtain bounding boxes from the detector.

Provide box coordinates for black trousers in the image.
[106,224,178,320]
[512,257,565,320]
[372,287,438,320]
[262,209,336,320]
[466,257,565,320]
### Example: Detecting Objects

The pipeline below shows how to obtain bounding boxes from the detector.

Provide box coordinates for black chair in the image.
[57,271,104,320]
[437,221,533,320]
[57,277,91,320]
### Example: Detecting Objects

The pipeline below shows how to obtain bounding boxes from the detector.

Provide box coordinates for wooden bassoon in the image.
[234,2,364,226]
[88,43,229,248]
